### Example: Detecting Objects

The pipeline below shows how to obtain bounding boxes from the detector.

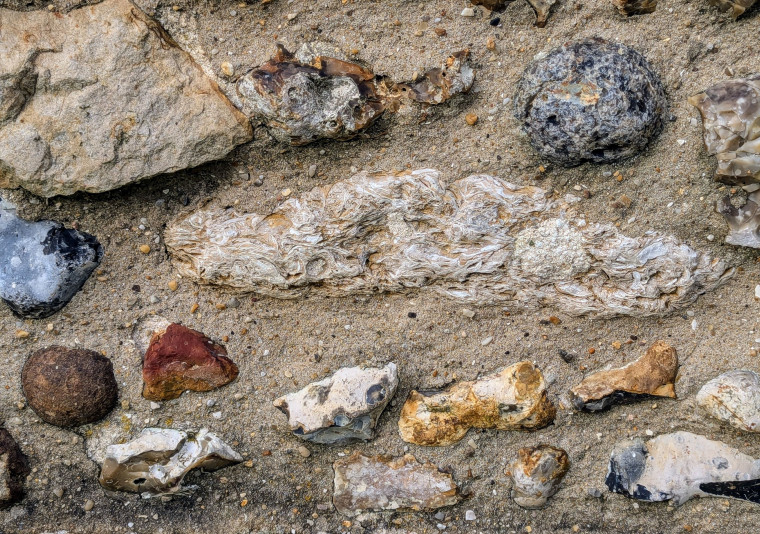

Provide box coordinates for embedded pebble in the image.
[273,364,398,445]
[697,370,760,432]
[98,428,242,496]
[514,38,666,166]
[399,361,556,446]
[570,341,678,412]
[506,445,570,509]
[0,200,103,318]
[606,431,760,505]
[22,346,118,427]
[142,323,239,401]
[0,428,29,508]
[332,452,461,516]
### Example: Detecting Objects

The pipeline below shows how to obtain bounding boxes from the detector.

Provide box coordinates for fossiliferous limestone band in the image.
[165,168,732,318]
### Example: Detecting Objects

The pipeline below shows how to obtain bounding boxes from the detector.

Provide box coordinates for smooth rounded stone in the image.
[166,169,731,318]
[398,361,556,446]
[612,0,657,15]
[0,200,103,319]
[709,0,756,17]
[99,427,242,497]
[570,341,678,412]
[514,38,666,166]
[142,323,239,401]
[697,370,760,432]
[606,431,760,505]
[273,363,398,445]
[22,346,118,427]
[506,445,570,509]
[0,0,252,197]
[0,428,30,508]
[690,75,760,185]
[332,452,461,517]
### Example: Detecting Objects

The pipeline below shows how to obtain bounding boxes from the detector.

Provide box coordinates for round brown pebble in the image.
[139,244,151,254]
[22,346,118,427]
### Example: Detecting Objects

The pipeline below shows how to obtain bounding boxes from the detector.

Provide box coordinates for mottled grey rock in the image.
[0,0,252,197]
[0,200,102,318]
[332,452,461,517]
[273,364,398,444]
[514,38,666,166]
[99,428,242,498]
[166,169,731,318]
[697,370,760,432]
[606,431,760,505]
[506,445,570,509]
[717,191,760,248]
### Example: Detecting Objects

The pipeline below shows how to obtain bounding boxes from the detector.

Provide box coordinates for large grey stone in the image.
[0,0,252,197]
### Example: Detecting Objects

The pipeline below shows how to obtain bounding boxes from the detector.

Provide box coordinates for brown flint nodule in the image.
[22,346,118,427]
[570,341,678,412]
[332,452,461,517]
[398,361,556,446]
[0,428,30,508]
[142,323,239,401]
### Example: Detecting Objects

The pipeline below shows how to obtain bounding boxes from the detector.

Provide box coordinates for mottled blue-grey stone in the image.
[514,38,667,166]
[0,201,103,318]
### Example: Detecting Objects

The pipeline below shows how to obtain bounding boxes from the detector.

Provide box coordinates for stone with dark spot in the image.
[0,200,103,319]
[22,346,118,427]
[142,323,239,401]
[273,363,398,445]
[514,38,666,166]
[0,428,29,508]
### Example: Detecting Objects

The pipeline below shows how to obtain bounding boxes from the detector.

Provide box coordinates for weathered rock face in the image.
[514,38,666,166]
[273,364,398,445]
[570,341,678,412]
[237,46,473,145]
[99,428,242,498]
[332,452,461,517]
[166,169,731,318]
[0,200,102,318]
[612,0,658,15]
[690,75,760,186]
[0,0,252,197]
[606,431,760,505]
[506,445,570,509]
[0,428,29,509]
[398,362,556,446]
[709,0,756,18]
[22,346,118,427]
[142,323,239,401]
[697,370,760,432]
[717,191,760,248]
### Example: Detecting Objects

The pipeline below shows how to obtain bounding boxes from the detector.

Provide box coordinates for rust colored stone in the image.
[398,361,556,446]
[142,323,239,401]
[570,341,677,412]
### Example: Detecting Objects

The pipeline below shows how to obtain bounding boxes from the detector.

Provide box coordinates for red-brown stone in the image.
[142,323,239,401]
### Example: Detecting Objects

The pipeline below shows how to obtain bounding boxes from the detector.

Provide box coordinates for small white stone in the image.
[465,510,476,521]
[645,429,654,436]
[677,139,686,146]
[706,234,714,241]
[150,402,161,410]
[755,285,760,300]
[691,319,697,331]
[461,308,475,318]
[212,411,222,419]
[461,7,475,16]
[481,336,493,346]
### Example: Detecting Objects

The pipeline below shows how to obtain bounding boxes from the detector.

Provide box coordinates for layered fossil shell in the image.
[98,428,242,498]
[166,169,731,318]
[332,452,461,517]
[690,75,760,185]
[506,445,570,509]
[273,364,398,445]
[697,370,760,432]
[570,341,678,411]
[606,431,760,505]
[398,362,556,446]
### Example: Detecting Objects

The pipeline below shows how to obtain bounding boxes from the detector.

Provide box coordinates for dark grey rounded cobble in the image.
[514,38,667,166]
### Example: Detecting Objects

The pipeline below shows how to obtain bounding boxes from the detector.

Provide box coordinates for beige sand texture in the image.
[0,0,759,532]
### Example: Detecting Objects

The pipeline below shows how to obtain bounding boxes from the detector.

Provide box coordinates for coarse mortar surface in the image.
[0,0,759,533]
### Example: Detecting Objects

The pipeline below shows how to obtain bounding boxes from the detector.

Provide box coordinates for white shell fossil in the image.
[697,370,760,432]
[165,169,731,318]
[273,363,398,445]
[98,428,242,498]
[606,431,760,505]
